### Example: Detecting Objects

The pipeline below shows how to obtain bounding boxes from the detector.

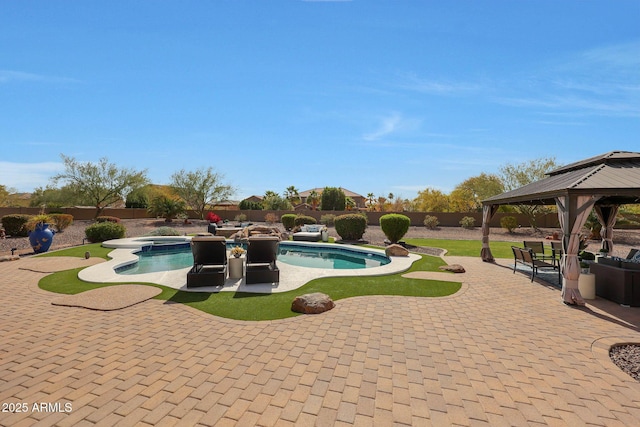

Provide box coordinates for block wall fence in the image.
[0,207,568,228]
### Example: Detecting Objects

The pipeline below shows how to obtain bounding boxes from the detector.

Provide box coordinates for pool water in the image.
[277,244,390,269]
[116,242,389,275]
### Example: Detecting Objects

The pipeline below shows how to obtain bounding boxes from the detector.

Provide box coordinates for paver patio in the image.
[1,254,639,426]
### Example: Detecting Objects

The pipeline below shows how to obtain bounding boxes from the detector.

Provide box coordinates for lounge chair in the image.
[245,236,280,284]
[187,236,228,288]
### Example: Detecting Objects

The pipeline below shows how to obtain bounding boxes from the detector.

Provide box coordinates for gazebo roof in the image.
[482,151,640,206]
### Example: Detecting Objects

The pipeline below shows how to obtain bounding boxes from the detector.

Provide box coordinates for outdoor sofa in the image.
[293,224,324,242]
[589,249,640,306]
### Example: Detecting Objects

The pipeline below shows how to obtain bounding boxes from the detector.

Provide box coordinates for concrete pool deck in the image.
[79,237,421,293]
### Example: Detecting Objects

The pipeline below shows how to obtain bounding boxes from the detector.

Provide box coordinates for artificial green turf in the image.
[37,243,112,260]
[404,238,519,258]
[37,245,461,321]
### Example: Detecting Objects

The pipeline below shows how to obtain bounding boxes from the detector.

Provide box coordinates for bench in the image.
[511,246,559,282]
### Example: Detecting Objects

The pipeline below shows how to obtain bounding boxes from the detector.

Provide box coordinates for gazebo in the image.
[481,151,640,306]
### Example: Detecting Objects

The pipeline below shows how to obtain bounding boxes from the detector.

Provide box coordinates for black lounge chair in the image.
[245,236,280,285]
[187,236,227,288]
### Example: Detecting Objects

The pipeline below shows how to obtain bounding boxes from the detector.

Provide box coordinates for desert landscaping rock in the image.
[385,243,410,257]
[439,264,466,273]
[291,292,335,314]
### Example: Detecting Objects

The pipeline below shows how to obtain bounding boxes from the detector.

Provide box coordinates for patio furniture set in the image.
[186,235,280,288]
[511,240,562,282]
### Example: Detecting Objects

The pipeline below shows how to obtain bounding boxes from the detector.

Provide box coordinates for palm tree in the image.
[284,186,300,205]
[366,193,375,211]
[308,190,320,210]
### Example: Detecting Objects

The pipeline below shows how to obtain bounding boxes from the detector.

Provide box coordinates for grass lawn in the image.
[404,238,520,258]
[37,245,461,321]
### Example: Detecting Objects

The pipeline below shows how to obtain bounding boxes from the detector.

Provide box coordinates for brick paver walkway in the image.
[1,255,639,426]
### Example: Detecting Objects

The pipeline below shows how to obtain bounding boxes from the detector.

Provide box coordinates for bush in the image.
[239,199,263,210]
[96,216,121,223]
[234,213,247,222]
[85,222,126,242]
[206,212,222,223]
[144,227,181,236]
[460,216,476,229]
[50,213,74,232]
[264,213,277,224]
[320,187,346,211]
[320,214,336,226]
[423,215,439,230]
[24,214,53,232]
[334,214,367,241]
[500,216,518,233]
[281,214,297,230]
[1,214,31,237]
[380,214,410,243]
[294,215,317,227]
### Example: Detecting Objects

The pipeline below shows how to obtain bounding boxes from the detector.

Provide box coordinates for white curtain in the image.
[556,195,600,305]
[594,205,619,254]
[481,204,498,262]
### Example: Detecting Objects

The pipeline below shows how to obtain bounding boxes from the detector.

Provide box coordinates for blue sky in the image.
[1,1,639,201]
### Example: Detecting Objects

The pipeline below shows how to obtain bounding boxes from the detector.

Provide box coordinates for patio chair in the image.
[523,241,554,263]
[550,241,563,268]
[245,236,280,285]
[187,236,228,288]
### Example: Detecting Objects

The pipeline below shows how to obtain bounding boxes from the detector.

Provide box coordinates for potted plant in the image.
[231,246,245,258]
[599,248,609,258]
[579,251,596,264]
[25,214,55,253]
[580,261,590,274]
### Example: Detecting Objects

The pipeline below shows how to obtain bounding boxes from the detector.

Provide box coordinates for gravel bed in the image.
[1,218,639,381]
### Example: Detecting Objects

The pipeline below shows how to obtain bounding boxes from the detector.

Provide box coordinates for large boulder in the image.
[385,244,409,257]
[291,292,335,314]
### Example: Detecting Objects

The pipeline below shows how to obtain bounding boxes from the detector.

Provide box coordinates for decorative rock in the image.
[439,264,466,273]
[385,244,409,257]
[291,292,335,314]
[84,251,91,259]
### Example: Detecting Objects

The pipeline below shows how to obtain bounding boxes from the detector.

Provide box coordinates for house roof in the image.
[482,151,640,206]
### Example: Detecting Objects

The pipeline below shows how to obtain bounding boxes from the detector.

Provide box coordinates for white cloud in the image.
[397,73,483,95]
[0,69,80,84]
[362,112,422,141]
[0,162,64,192]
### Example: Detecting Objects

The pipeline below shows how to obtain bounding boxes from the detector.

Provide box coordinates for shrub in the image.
[148,196,186,222]
[264,213,277,224]
[423,215,439,230]
[460,216,475,229]
[1,214,31,237]
[334,214,367,241]
[281,214,297,230]
[380,214,410,243]
[320,214,336,226]
[24,214,53,232]
[500,216,518,233]
[144,226,181,236]
[85,222,126,242]
[96,216,121,223]
[294,215,317,227]
[206,212,222,223]
[50,213,74,232]
[234,213,247,222]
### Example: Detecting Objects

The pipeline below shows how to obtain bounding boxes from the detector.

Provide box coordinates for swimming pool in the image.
[115,241,389,275]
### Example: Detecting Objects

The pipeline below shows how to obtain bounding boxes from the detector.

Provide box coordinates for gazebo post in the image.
[556,195,599,306]
[481,204,498,262]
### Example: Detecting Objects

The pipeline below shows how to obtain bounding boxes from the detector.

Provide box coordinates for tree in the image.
[499,157,559,229]
[170,167,234,220]
[284,186,300,205]
[262,190,292,210]
[451,173,504,212]
[366,193,376,211]
[320,187,346,211]
[52,155,148,218]
[307,190,320,210]
[0,185,11,207]
[413,187,450,212]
